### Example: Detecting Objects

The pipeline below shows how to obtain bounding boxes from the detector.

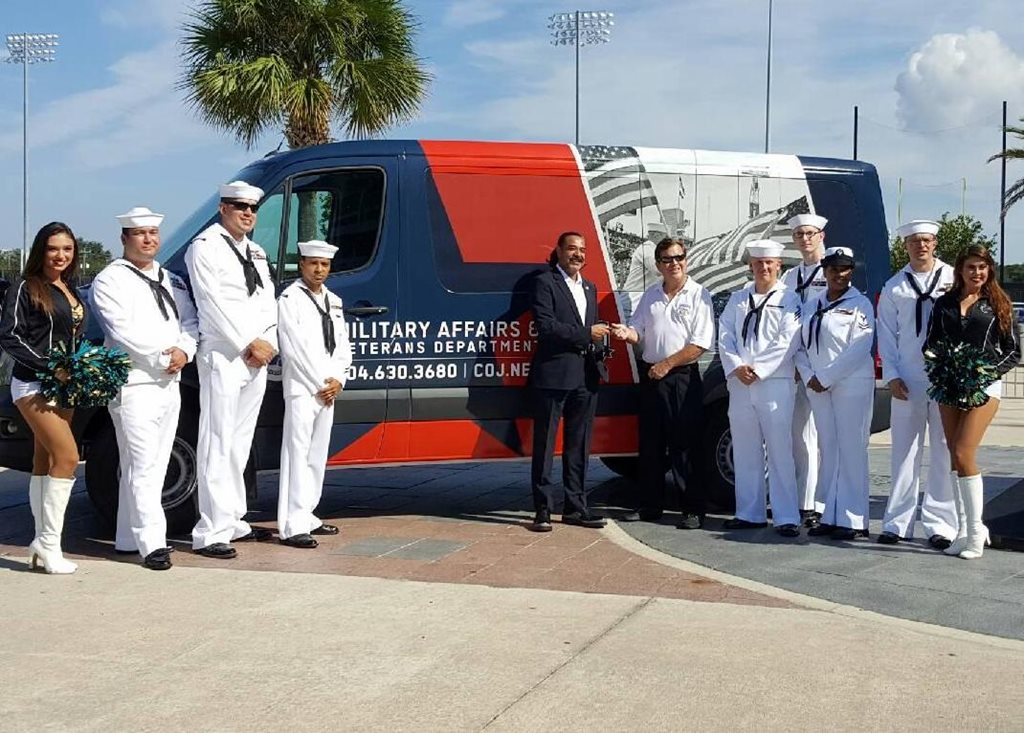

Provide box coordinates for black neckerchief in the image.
[904,266,945,337]
[122,263,179,321]
[796,264,822,299]
[742,289,778,344]
[300,287,336,355]
[807,294,849,352]
[221,234,263,296]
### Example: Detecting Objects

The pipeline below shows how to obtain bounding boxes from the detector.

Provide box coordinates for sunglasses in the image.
[657,255,686,264]
[225,200,259,213]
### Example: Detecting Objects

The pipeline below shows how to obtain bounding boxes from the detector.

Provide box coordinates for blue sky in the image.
[2,0,1023,262]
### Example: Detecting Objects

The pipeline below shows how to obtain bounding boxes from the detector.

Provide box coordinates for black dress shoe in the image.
[311,524,339,536]
[529,509,553,532]
[280,533,318,548]
[800,510,821,529]
[676,513,703,530]
[619,511,641,522]
[831,527,869,541]
[143,548,172,571]
[776,524,801,538]
[807,523,836,536]
[236,527,274,542]
[877,531,902,545]
[195,543,237,559]
[928,534,953,550]
[723,518,768,530]
[562,512,607,529]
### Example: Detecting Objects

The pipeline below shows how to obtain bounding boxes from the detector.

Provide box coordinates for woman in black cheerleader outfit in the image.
[0,222,87,574]
[924,245,1019,560]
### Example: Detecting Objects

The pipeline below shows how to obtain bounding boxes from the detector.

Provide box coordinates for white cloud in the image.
[895,29,1024,131]
[443,0,507,28]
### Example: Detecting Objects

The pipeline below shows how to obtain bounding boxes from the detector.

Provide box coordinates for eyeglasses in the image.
[657,255,686,264]
[792,230,820,239]
[225,200,259,213]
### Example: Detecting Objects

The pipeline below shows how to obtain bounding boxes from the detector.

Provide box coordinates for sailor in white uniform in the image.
[877,220,957,548]
[185,181,278,558]
[719,240,804,536]
[796,247,875,540]
[781,213,828,526]
[276,240,353,548]
[91,207,199,570]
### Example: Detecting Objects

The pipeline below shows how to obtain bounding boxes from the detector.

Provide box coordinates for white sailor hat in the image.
[297,240,339,259]
[895,220,939,239]
[787,213,828,231]
[822,246,856,267]
[745,239,785,258]
[218,180,264,203]
[116,206,164,229]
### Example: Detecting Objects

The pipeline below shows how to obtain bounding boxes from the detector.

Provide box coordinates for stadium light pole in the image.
[548,10,614,147]
[4,33,59,271]
[764,0,773,153]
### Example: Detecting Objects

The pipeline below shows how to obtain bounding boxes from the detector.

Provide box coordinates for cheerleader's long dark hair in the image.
[22,221,80,316]
[951,245,1013,335]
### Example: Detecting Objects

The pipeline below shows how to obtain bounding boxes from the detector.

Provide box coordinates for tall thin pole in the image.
[764,0,773,153]
[897,177,903,224]
[961,178,966,216]
[853,105,859,160]
[574,10,581,147]
[1000,100,1007,283]
[21,41,28,273]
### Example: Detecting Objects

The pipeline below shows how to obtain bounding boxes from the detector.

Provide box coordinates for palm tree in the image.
[989,118,1024,215]
[179,0,431,150]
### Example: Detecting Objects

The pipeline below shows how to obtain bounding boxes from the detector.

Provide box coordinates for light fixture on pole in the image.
[4,33,59,271]
[548,10,614,147]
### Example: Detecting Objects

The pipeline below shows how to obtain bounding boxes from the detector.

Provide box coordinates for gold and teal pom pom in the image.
[924,340,998,410]
[36,341,131,408]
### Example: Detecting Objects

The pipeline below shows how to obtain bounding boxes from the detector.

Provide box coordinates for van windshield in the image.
[158,158,276,266]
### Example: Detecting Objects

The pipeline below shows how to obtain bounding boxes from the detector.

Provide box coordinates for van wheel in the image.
[84,409,201,539]
[600,456,639,479]
[700,401,736,512]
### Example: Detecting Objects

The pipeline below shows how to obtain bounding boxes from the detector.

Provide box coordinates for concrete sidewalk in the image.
[2,560,1023,732]
[870,393,1024,447]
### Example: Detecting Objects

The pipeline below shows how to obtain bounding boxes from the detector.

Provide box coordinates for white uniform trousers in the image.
[727,377,801,526]
[192,346,267,549]
[882,383,957,539]
[809,378,873,530]
[111,381,180,557]
[278,392,332,538]
[793,381,822,513]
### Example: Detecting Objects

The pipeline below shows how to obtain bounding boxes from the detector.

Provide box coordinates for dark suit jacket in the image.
[528,265,604,391]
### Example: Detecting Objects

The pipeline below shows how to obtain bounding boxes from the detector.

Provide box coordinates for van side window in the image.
[250,189,286,274]
[280,168,385,279]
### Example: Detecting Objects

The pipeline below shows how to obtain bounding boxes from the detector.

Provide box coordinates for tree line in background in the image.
[0,240,111,283]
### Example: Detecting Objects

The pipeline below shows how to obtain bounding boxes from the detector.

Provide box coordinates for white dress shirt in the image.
[277,280,353,399]
[629,276,714,363]
[557,264,587,324]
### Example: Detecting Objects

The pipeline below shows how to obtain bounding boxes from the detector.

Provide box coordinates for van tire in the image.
[84,408,201,539]
[701,401,736,512]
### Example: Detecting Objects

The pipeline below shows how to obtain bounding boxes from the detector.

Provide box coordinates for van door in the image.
[271,162,398,464]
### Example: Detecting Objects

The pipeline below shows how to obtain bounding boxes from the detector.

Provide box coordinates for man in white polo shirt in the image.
[612,237,715,528]
[877,219,957,549]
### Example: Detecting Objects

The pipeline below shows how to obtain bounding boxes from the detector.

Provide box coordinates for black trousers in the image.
[530,385,598,515]
[637,362,705,515]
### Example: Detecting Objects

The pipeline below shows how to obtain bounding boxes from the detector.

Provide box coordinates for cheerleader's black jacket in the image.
[0,278,85,382]
[924,292,1020,378]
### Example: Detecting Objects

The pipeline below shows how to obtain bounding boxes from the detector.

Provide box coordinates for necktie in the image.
[904,267,945,337]
[796,265,821,300]
[301,287,336,354]
[222,234,263,296]
[123,264,179,321]
[807,296,849,352]
[741,289,777,344]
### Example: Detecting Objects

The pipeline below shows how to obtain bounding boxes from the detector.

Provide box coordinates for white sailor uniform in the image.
[91,260,199,558]
[185,222,278,549]
[796,287,875,531]
[877,261,957,539]
[782,261,827,514]
[718,283,803,526]
[277,281,352,538]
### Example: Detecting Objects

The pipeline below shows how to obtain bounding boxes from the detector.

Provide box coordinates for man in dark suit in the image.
[528,231,610,532]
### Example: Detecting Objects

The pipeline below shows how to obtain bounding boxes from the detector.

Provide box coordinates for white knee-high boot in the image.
[27,476,77,574]
[958,474,990,560]
[944,472,968,556]
[28,474,44,539]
